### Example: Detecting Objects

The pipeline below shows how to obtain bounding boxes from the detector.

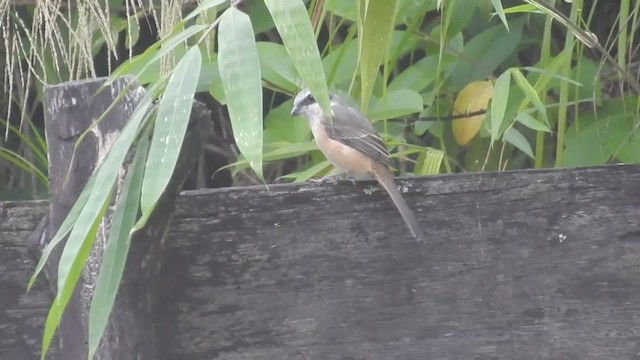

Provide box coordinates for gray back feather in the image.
[324,98,396,169]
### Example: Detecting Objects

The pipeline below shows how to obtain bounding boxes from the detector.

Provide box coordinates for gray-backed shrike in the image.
[291,89,423,241]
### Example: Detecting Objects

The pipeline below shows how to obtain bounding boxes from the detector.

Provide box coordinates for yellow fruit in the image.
[452,80,494,146]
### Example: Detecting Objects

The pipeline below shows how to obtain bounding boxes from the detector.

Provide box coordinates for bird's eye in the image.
[305,92,315,103]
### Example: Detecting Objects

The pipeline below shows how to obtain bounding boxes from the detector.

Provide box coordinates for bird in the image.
[290,88,424,241]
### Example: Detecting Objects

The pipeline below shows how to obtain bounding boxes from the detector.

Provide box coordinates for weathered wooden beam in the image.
[157,164,640,359]
[2,164,640,359]
[0,200,50,359]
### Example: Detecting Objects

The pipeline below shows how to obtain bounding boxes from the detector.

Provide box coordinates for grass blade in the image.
[490,0,510,31]
[490,71,511,144]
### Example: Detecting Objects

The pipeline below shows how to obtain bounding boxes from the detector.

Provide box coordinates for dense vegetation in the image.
[3,0,639,200]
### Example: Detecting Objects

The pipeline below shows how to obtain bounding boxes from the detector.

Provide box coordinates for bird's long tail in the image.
[374,167,424,241]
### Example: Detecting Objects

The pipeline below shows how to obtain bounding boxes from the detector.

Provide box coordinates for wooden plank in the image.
[157,164,640,359]
[2,164,640,359]
[0,201,52,359]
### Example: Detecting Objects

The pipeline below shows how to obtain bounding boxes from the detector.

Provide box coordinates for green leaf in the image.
[450,18,524,89]
[415,147,444,176]
[388,31,422,73]
[42,198,110,360]
[397,0,438,25]
[115,45,185,86]
[28,174,96,290]
[265,142,317,161]
[125,16,140,49]
[490,0,509,31]
[520,0,599,48]
[443,0,478,38]
[110,25,206,83]
[265,0,330,114]
[445,0,479,38]
[141,46,202,212]
[490,71,511,143]
[218,7,264,180]
[515,111,551,133]
[388,54,455,93]
[202,55,226,104]
[564,96,640,166]
[564,118,612,167]
[247,0,276,34]
[504,127,534,159]
[0,118,48,168]
[225,141,317,174]
[281,160,332,182]
[510,68,547,121]
[323,37,359,86]
[58,100,146,278]
[198,56,222,93]
[264,100,310,144]
[357,0,398,110]
[183,0,227,22]
[501,4,539,15]
[524,65,583,88]
[368,89,424,121]
[324,0,358,21]
[87,126,150,360]
[256,42,299,92]
[0,148,47,185]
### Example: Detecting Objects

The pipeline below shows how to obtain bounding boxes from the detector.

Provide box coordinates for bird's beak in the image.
[290,105,302,117]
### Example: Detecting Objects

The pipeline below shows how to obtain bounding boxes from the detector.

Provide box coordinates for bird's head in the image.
[290,88,319,117]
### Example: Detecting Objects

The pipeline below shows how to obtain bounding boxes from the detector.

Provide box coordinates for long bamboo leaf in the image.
[110,25,206,83]
[183,0,227,22]
[41,197,110,360]
[87,126,150,360]
[490,71,511,144]
[28,174,95,291]
[38,90,154,358]
[264,0,330,114]
[218,7,264,180]
[357,0,397,111]
[140,46,202,211]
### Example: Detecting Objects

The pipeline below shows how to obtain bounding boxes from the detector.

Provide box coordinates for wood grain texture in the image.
[157,164,640,360]
[0,201,51,359]
[40,76,145,359]
[2,164,640,359]
[7,76,212,360]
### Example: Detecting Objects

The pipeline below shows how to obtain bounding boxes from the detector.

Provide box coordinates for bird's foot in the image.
[311,173,357,186]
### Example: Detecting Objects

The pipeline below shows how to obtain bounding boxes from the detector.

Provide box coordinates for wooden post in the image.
[41,76,142,359]
[31,76,211,359]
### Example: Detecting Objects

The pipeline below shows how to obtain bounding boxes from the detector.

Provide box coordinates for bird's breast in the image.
[308,118,372,174]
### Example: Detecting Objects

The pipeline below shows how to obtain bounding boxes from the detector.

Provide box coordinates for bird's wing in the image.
[323,101,396,169]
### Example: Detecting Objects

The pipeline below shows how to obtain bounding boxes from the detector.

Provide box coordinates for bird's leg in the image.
[341,171,358,186]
